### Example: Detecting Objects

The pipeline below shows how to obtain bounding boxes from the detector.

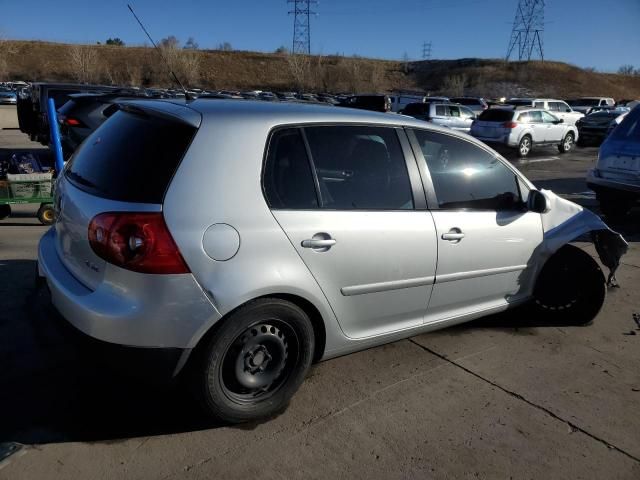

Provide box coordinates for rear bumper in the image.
[586,169,640,196]
[38,227,222,350]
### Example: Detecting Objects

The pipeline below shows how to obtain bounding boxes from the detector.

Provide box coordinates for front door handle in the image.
[442,228,465,242]
[302,239,336,248]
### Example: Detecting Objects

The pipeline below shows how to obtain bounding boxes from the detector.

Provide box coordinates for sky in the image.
[1,0,639,72]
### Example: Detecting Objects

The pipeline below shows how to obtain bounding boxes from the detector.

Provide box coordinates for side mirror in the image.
[527,190,550,213]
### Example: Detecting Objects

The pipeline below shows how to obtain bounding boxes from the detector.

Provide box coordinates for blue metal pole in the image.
[47,97,65,175]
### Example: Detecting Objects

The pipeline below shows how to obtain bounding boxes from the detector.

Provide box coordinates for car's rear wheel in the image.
[0,204,10,220]
[596,191,634,221]
[518,135,532,157]
[532,245,605,326]
[37,204,55,225]
[558,132,574,153]
[191,298,314,423]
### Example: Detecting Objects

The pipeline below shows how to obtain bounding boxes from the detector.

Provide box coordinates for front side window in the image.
[435,105,447,116]
[460,106,475,119]
[559,102,572,112]
[541,111,559,123]
[448,106,461,117]
[548,102,560,112]
[412,129,523,211]
[305,126,414,210]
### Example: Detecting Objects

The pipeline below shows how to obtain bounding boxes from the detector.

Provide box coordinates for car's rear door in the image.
[408,129,543,321]
[267,125,437,339]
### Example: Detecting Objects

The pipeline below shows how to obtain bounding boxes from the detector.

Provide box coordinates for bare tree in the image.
[184,37,199,50]
[68,45,99,83]
[618,64,635,76]
[441,74,466,96]
[286,53,311,90]
[156,38,202,87]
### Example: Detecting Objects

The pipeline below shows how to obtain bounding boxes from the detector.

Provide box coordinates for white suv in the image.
[471,108,578,157]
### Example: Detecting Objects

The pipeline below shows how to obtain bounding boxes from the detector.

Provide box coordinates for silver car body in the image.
[404,102,476,132]
[38,100,624,366]
[471,107,578,151]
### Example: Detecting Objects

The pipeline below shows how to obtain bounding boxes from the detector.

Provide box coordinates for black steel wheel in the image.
[191,298,314,423]
[0,204,10,220]
[532,245,605,325]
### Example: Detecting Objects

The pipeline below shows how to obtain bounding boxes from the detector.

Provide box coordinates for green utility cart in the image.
[0,173,55,225]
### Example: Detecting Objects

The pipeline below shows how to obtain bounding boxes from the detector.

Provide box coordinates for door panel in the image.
[274,211,437,338]
[426,210,542,321]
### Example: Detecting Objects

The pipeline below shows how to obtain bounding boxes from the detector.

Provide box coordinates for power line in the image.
[422,41,432,60]
[506,0,545,61]
[288,0,317,55]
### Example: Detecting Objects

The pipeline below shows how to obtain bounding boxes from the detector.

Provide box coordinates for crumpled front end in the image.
[539,190,628,286]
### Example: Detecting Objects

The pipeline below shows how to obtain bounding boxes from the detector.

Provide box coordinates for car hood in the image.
[540,190,628,286]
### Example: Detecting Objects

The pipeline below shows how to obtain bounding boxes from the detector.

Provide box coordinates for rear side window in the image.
[403,103,427,115]
[548,102,560,112]
[478,109,513,122]
[412,129,523,211]
[66,110,196,203]
[263,129,318,209]
[305,126,414,210]
[517,112,531,123]
[435,105,447,116]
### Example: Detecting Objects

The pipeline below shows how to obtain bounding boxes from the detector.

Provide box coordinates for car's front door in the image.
[542,110,564,142]
[408,129,543,321]
[265,126,437,339]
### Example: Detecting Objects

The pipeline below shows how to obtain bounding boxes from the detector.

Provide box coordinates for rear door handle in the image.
[442,228,465,242]
[302,239,336,248]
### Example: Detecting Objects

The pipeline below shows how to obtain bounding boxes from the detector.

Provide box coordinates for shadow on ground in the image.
[0,256,623,445]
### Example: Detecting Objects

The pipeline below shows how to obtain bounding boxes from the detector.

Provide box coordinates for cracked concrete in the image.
[1,135,640,479]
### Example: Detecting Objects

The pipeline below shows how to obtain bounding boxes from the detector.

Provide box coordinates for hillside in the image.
[2,40,640,99]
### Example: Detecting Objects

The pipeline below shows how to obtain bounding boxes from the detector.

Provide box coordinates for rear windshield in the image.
[478,109,514,122]
[65,110,196,203]
[610,108,640,143]
[403,103,428,115]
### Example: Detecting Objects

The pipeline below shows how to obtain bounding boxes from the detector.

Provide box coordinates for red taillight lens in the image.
[503,121,518,129]
[64,117,86,127]
[88,212,190,274]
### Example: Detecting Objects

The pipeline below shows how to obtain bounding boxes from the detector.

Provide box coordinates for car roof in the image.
[118,98,467,134]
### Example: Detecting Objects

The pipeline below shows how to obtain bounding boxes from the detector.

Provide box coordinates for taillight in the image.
[502,121,518,129]
[64,117,86,127]
[88,212,190,274]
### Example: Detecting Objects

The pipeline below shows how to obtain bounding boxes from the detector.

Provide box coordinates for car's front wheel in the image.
[191,298,315,423]
[518,135,532,157]
[532,245,605,325]
[558,132,575,153]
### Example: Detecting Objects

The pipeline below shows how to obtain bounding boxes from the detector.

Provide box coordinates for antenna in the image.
[126,4,193,99]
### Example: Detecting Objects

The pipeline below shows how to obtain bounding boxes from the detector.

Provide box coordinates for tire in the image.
[37,204,55,225]
[532,245,605,326]
[518,135,532,158]
[596,191,633,221]
[0,204,10,220]
[190,298,315,423]
[558,132,574,153]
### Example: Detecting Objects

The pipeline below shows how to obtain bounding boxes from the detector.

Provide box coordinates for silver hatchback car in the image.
[38,100,626,423]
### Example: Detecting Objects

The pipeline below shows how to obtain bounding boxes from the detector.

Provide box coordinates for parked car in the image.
[506,98,583,125]
[576,108,630,146]
[37,100,626,423]
[57,92,150,157]
[402,102,476,132]
[565,97,615,114]
[0,91,17,105]
[339,94,391,112]
[450,97,488,115]
[587,105,640,219]
[17,83,121,145]
[470,107,578,157]
[389,93,426,112]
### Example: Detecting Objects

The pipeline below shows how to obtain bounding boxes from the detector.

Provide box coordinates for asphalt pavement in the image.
[1,131,639,480]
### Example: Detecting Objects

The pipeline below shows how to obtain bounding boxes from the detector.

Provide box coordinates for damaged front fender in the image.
[539,190,628,286]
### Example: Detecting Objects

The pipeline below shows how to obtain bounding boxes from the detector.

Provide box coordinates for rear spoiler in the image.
[115,100,202,128]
